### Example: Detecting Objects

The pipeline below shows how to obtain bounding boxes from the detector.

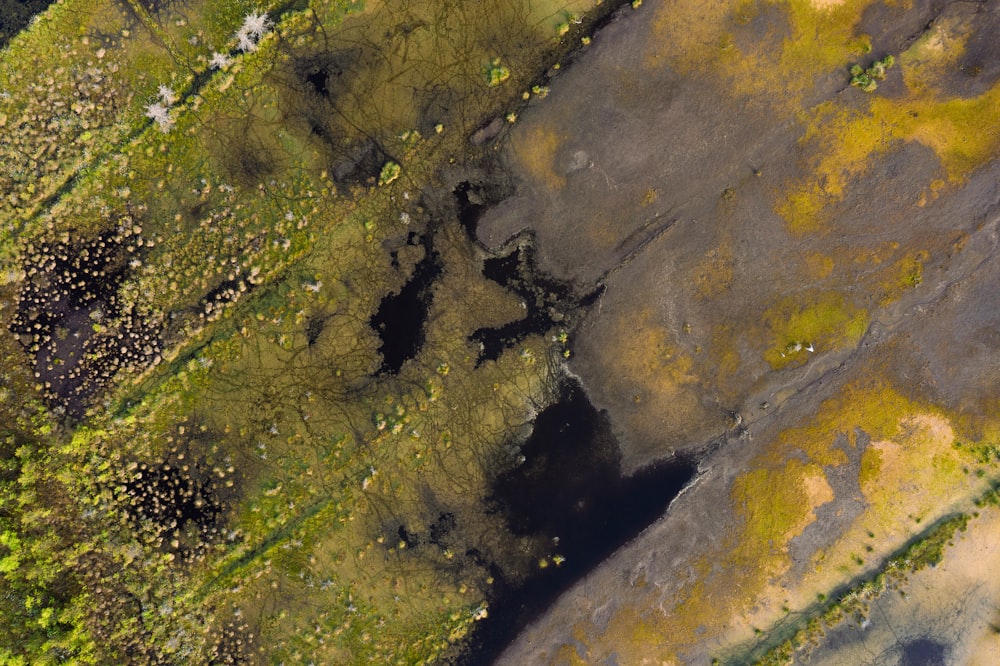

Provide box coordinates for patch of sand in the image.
[792,471,835,541]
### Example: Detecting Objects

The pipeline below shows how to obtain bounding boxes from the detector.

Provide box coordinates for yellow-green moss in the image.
[878,250,928,304]
[763,291,868,370]
[871,83,1000,179]
[731,459,826,560]
[765,380,921,469]
[0,0,613,661]
[858,445,882,487]
[898,10,970,96]
[779,45,1000,233]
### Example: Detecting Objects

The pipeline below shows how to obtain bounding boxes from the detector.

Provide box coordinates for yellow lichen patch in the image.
[511,123,566,190]
[779,102,891,234]
[669,460,836,651]
[915,177,947,207]
[598,604,689,664]
[779,48,1000,233]
[871,81,1000,180]
[862,414,962,500]
[804,252,835,280]
[877,250,928,305]
[645,0,732,73]
[553,643,589,665]
[762,291,868,370]
[615,310,699,413]
[862,414,962,521]
[721,0,875,104]
[578,382,954,664]
[777,0,875,86]
[806,413,973,580]
[765,380,920,469]
[693,239,734,300]
[723,385,983,647]
[780,184,831,234]
[710,323,743,383]
[645,0,878,114]
[732,460,832,561]
[802,471,835,512]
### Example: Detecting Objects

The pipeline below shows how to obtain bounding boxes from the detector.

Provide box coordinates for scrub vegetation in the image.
[740,512,971,666]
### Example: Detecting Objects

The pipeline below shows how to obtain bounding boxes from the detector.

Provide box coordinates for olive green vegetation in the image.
[0,0,601,662]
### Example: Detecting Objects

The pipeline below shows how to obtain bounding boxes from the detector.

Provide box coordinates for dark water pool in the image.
[458,379,697,665]
[902,638,947,666]
[370,232,442,374]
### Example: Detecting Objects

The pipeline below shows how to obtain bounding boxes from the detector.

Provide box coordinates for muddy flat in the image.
[478,0,1000,663]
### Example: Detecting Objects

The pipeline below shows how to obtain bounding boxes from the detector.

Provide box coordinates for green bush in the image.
[849,55,895,93]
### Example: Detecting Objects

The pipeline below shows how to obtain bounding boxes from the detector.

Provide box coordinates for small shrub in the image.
[850,55,895,93]
[378,161,401,186]
[486,59,510,87]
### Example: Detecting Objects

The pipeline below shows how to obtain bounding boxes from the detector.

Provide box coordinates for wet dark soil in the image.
[902,637,948,666]
[859,0,1000,98]
[0,0,56,48]
[123,463,221,531]
[454,180,515,239]
[457,379,696,665]
[275,44,396,188]
[858,0,950,56]
[956,1,1000,97]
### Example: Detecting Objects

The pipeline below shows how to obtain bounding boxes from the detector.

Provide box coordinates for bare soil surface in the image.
[803,507,1000,666]
[470,0,1000,662]
[478,0,999,472]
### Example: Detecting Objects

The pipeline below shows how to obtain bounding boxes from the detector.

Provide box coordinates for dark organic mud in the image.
[902,637,948,666]
[0,0,54,48]
[11,227,160,418]
[471,244,594,364]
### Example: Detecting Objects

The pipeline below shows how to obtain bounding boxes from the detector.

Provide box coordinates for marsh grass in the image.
[0,0,606,661]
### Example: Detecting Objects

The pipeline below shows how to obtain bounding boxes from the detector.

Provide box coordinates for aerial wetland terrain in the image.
[1,0,1000,664]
